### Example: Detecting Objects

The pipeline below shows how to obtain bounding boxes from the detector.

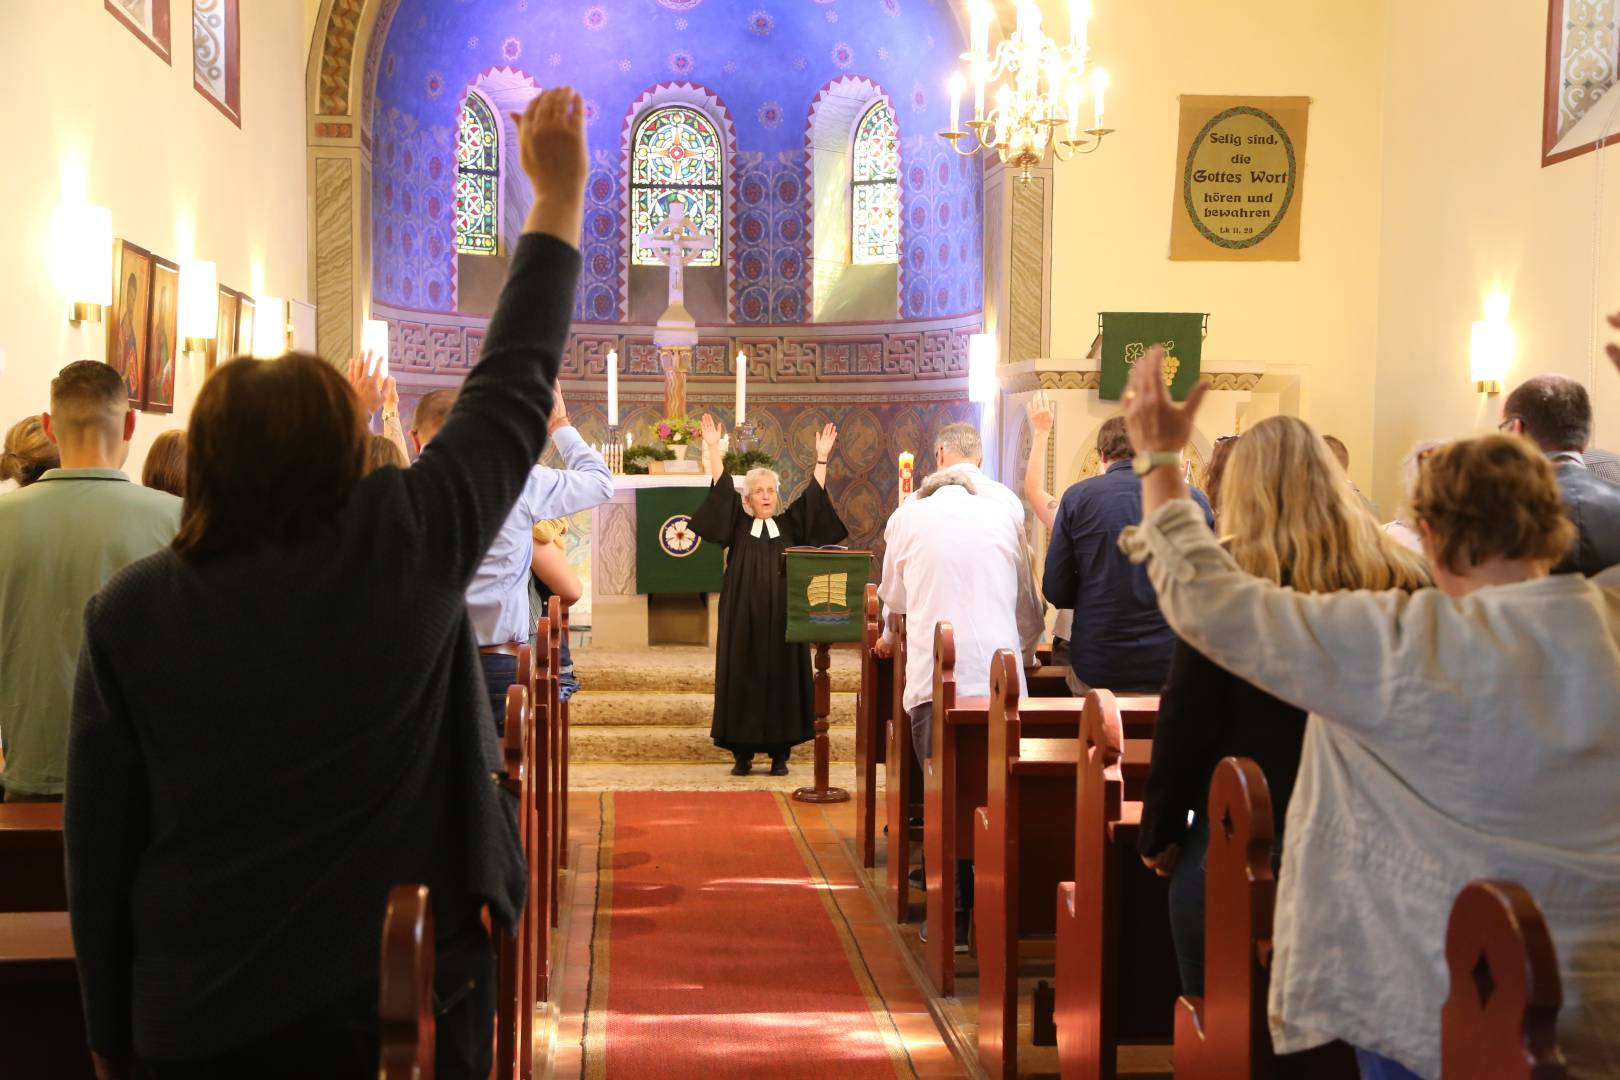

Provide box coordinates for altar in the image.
[588,473,745,649]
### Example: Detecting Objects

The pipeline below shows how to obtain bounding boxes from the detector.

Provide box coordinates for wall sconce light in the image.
[63,206,113,324]
[968,332,998,404]
[251,295,288,359]
[1470,294,1514,395]
[362,318,390,376]
[178,259,218,354]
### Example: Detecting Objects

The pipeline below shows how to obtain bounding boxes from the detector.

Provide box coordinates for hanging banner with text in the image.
[1170,95,1310,262]
[1099,312,1206,402]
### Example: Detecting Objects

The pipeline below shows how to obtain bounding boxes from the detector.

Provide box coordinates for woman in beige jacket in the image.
[1116,348,1620,1080]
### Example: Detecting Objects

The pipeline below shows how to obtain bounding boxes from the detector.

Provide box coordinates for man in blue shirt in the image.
[1042,416,1212,694]
[412,384,612,730]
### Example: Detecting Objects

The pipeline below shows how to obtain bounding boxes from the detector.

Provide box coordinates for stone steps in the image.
[569,723,858,765]
[569,689,857,728]
[571,645,861,695]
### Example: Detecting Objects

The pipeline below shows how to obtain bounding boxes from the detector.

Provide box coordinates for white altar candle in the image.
[606,349,619,425]
[735,351,748,424]
[948,72,964,133]
[1091,68,1108,129]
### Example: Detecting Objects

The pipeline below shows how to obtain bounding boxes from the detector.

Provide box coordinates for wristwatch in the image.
[1131,450,1182,476]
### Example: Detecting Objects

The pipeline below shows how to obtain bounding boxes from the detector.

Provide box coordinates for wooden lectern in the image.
[783,547,872,804]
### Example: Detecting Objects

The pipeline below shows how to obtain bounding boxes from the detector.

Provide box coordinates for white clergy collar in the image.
[750,516,781,540]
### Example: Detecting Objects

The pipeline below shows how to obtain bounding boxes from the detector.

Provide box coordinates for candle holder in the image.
[733,420,759,455]
[603,423,624,474]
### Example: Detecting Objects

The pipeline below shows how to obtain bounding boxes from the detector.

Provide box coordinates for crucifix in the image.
[637,200,715,417]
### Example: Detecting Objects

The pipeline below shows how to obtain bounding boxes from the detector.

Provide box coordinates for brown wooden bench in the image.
[546,596,565,932]
[885,613,923,923]
[1028,641,1075,698]
[0,910,92,1078]
[856,583,894,870]
[1055,687,1178,1080]
[494,682,531,1080]
[1442,880,1567,1078]
[521,632,554,1057]
[0,801,66,913]
[379,883,435,1080]
[975,648,1087,1078]
[924,624,1153,996]
[557,600,571,877]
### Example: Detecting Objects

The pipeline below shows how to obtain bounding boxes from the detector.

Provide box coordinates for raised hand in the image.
[383,376,399,415]
[548,383,570,433]
[700,412,724,448]
[346,351,386,418]
[513,87,587,193]
[814,422,838,461]
[1122,344,1207,455]
[1607,309,1620,375]
[1026,390,1055,436]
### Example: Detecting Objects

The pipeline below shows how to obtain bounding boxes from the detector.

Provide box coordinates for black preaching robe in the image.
[689,475,848,753]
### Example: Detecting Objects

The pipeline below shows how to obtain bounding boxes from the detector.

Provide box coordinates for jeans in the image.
[139,919,495,1080]
[1166,814,1211,997]
[1354,1049,1425,1080]
[479,652,519,738]
[909,702,933,764]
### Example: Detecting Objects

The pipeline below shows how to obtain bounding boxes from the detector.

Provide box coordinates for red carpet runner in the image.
[582,792,914,1079]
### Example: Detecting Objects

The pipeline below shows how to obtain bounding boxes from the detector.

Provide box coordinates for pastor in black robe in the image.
[689,474,848,756]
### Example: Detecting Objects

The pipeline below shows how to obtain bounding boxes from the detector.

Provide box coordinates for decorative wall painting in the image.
[144,257,180,413]
[107,240,152,405]
[105,0,172,64]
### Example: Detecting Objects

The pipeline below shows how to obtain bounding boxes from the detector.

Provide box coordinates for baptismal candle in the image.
[898,451,915,506]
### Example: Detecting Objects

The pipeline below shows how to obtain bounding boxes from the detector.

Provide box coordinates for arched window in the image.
[455,93,500,255]
[631,106,723,267]
[851,100,900,265]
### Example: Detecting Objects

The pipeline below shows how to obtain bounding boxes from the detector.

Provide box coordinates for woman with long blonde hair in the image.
[1139,415,1427,999]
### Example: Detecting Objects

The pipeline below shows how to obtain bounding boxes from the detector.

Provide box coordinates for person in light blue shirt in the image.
[409,382,611,731]
[0,362,179,799]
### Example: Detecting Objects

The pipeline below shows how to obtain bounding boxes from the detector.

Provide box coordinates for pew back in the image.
[857,583,893,869]
[0,802,66,912]
[379,884,435,1080]
[1441,880,1567,1079]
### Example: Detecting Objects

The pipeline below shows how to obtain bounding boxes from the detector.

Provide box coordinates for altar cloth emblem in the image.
[806,572,851,624]
[1124,340,1181,387]
[659,514,701,557]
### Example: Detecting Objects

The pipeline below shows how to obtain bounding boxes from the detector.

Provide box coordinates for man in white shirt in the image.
[876,466,1030,947]
[911,422,1024,526]
[412,384,613,732]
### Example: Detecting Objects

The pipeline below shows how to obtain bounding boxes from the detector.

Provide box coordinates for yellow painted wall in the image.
[1373,0,1620,512]
[0,1,309,479]
[1046,0,1388,496]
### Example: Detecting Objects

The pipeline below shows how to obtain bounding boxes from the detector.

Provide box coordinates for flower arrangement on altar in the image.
[655,416,701,446]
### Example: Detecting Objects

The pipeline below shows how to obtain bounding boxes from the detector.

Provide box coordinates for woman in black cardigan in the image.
[1138,417,1428,998]
[64,89,589,1080]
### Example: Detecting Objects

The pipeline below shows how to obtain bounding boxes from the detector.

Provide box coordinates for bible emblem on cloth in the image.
[806,572,851,624]
[659,514,701,558]
[1124,341,1181,387]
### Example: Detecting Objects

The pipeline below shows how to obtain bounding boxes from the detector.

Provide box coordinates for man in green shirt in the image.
[0,361,180,800]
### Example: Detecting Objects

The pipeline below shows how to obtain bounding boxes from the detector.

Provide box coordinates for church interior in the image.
[2,1,1619,1078]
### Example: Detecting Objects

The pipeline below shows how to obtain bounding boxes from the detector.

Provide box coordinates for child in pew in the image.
[64,87,590,1080]
[1137,416,1427,1000]
[1119,347,1620,1080]
[530,517,582,700]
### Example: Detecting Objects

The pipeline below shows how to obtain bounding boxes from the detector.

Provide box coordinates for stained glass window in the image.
[852,100,900,265]
[456,93,499,255]
[631,106,723,267]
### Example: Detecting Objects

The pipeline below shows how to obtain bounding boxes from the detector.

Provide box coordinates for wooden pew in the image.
[976,649,1086,1079]
[1442,880,1567,1079]
[925,623,1158,996]
[1172,756,1273,1079]
[1055,688,1179,1080]
[557,600,571,875]
[0,802,66,912]
[885,613,922,923]
[380,883,435,1080]
[1027,641,1074,699]
[856,583,894,870]
[0,910,92,1079]
[494,682,531,1080]
[547,595,565,931]
[522,633,553,1018]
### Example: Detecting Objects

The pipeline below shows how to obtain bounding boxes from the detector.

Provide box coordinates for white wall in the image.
[1372,0,1620,513]
[1043,0,1388,495]
[0,1,309,477]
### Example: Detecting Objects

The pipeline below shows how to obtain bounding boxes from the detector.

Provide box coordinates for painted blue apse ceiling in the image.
[371,0,984,324]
